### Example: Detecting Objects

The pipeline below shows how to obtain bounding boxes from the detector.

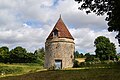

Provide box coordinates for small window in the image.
[53,29,58,37]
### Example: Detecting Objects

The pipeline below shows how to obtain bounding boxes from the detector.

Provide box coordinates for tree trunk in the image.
[108,55,110,61]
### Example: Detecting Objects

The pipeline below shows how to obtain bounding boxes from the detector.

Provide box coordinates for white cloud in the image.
[0,0,119,53]
[70,28,119,53]
[0,24,51,52]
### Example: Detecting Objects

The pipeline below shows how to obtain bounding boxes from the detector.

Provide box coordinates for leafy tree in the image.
[0,46,9,63]
[117,53,120,61]
[73,60,79,67]
[74,51,80,58]
[9,46,38,63]
[74,51,84,58]
[34,47,45,64]
[94,36,116,60]
[0,46,45,64]
[85,55,94,62]
[34,47,45,60]
[75,0,120,44]
[9,46,27,63]
[80,53,84,58]
[85,53,95,62]
[85,53,90,57]
[25,52,36,63]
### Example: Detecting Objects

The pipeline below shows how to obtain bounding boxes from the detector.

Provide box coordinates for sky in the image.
[0,0,119,53]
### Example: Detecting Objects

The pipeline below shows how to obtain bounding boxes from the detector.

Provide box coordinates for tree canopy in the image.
[74,51,84,58]
[34,47,45,65]
[0,46,45,64]
[75,0,120,44]
[0,46,9,63]
[94,36,116,60]
[9,46,37,63]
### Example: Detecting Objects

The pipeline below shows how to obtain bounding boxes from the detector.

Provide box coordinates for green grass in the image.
[0,63,120,80]
[0,68,120,80]
[0,63,43,78]
[0,62,120,80]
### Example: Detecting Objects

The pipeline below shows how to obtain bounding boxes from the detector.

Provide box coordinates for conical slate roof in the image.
[47,17,74,40]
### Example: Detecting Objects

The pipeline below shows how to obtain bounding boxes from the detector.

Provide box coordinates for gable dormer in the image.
[53,28,59,37]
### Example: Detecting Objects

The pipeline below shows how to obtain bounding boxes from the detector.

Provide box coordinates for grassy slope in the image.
[0,62,120,80]
[1,67,120,80]
[0,63,43,78]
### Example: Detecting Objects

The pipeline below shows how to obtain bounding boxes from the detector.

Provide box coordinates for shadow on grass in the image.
[0,67,120,80]
[0,62,120,80]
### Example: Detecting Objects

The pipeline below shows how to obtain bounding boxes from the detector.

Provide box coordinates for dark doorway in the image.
[55,60,62,69]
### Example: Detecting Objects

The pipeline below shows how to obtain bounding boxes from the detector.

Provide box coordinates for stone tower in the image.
[45,16,75,69]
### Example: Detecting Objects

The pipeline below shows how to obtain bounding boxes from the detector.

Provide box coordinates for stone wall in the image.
[44,38,75,69]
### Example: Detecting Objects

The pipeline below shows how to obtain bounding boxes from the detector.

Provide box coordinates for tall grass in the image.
[0,62,120,80]
[0,63,43,77]
[1,68,120,80]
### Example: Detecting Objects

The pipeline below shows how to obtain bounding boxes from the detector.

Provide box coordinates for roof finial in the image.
[60,14,61,18]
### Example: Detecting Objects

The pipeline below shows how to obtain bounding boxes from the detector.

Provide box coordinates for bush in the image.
[48,65,55,70]
[34,59,44,66]
[85,56,94,62]
[94,58,100,62]
[79,62,86,67]
[78,60,119,68]
[73,60,79,68]
[0,66,22,75]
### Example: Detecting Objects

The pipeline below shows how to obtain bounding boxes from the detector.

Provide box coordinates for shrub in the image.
[94,58,100,62]
[79,62,86,67]
[85,56,94,62]
[34,59,44,66]
[48,65,55,70]
[0,66,22,75]
[73,60,79,68]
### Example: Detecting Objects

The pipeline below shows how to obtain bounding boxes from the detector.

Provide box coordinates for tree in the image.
[9,46,27,63]
[34,47,45,64]
[0,46,41,63]
[9,46,37,63]
[75,0,120,44]
[25,52,36,63]
[94,36,116,60]
[74,51,80,58]
[85,53,90,57]
[80,53,84,58]
[85,53,95,62]
[0,46,9,63]
[74,51,84,58]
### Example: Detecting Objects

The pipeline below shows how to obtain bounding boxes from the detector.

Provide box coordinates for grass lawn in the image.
[0,67,120,80]
[0,62,120,80]
[0,63,43,78]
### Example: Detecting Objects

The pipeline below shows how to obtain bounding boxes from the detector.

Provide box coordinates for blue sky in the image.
[0,0,119,53]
